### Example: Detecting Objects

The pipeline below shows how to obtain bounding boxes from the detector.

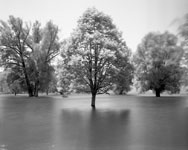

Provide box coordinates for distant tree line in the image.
[0,8,188,107]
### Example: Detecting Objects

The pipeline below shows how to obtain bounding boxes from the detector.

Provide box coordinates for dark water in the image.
[0,94,188,150]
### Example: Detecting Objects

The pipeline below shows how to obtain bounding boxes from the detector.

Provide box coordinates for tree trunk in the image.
[34,81,39,97]
[156,90,160,97]
[33,70,40,97]
[91,92,96,108]
[46,89,49,95]
[119,89,124,95]
[24,73,33,97]
[34,89,38,97]
[21,58,33,97]
[28,87,33,97]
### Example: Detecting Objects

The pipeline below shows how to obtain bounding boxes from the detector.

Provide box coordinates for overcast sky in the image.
[0,0,188,51]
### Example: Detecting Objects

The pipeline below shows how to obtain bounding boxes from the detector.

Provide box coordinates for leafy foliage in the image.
[113,53,134,94]
[57,62,74,96]
[0,71,10,93]
[27,20,60,96]
[0,16,34,96]
[0,16,60,96]
[134,32,183,96]
[8,80,21,95]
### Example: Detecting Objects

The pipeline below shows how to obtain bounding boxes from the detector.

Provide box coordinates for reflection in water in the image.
[88,108,130,150]
[53,108,130,150]
[0,95,188,150]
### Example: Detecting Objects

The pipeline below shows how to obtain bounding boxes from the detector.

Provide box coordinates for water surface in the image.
[0,94,188,150]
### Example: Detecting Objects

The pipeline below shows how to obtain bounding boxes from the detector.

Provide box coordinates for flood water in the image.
[0,94,188,150]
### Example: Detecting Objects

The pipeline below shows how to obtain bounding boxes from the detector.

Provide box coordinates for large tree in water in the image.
[134,32,183,97]
[61,8,132,107]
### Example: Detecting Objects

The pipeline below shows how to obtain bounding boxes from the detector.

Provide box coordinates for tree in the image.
[26,20,60,96]
[134,32,183,97]
[0,16,33,96]
[0,16,60,97]
[61,8,132,107]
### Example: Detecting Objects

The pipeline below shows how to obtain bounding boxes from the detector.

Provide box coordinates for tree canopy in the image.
[61,8,133,107]
[0,16,60,96]
[134,31,183,97]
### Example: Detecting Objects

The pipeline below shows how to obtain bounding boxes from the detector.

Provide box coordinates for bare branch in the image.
[46,52,59,63]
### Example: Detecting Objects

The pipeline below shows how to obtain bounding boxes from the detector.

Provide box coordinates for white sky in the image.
[0,0,188,52]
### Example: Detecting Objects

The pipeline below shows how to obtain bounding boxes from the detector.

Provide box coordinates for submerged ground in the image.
[0,94,188,150]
